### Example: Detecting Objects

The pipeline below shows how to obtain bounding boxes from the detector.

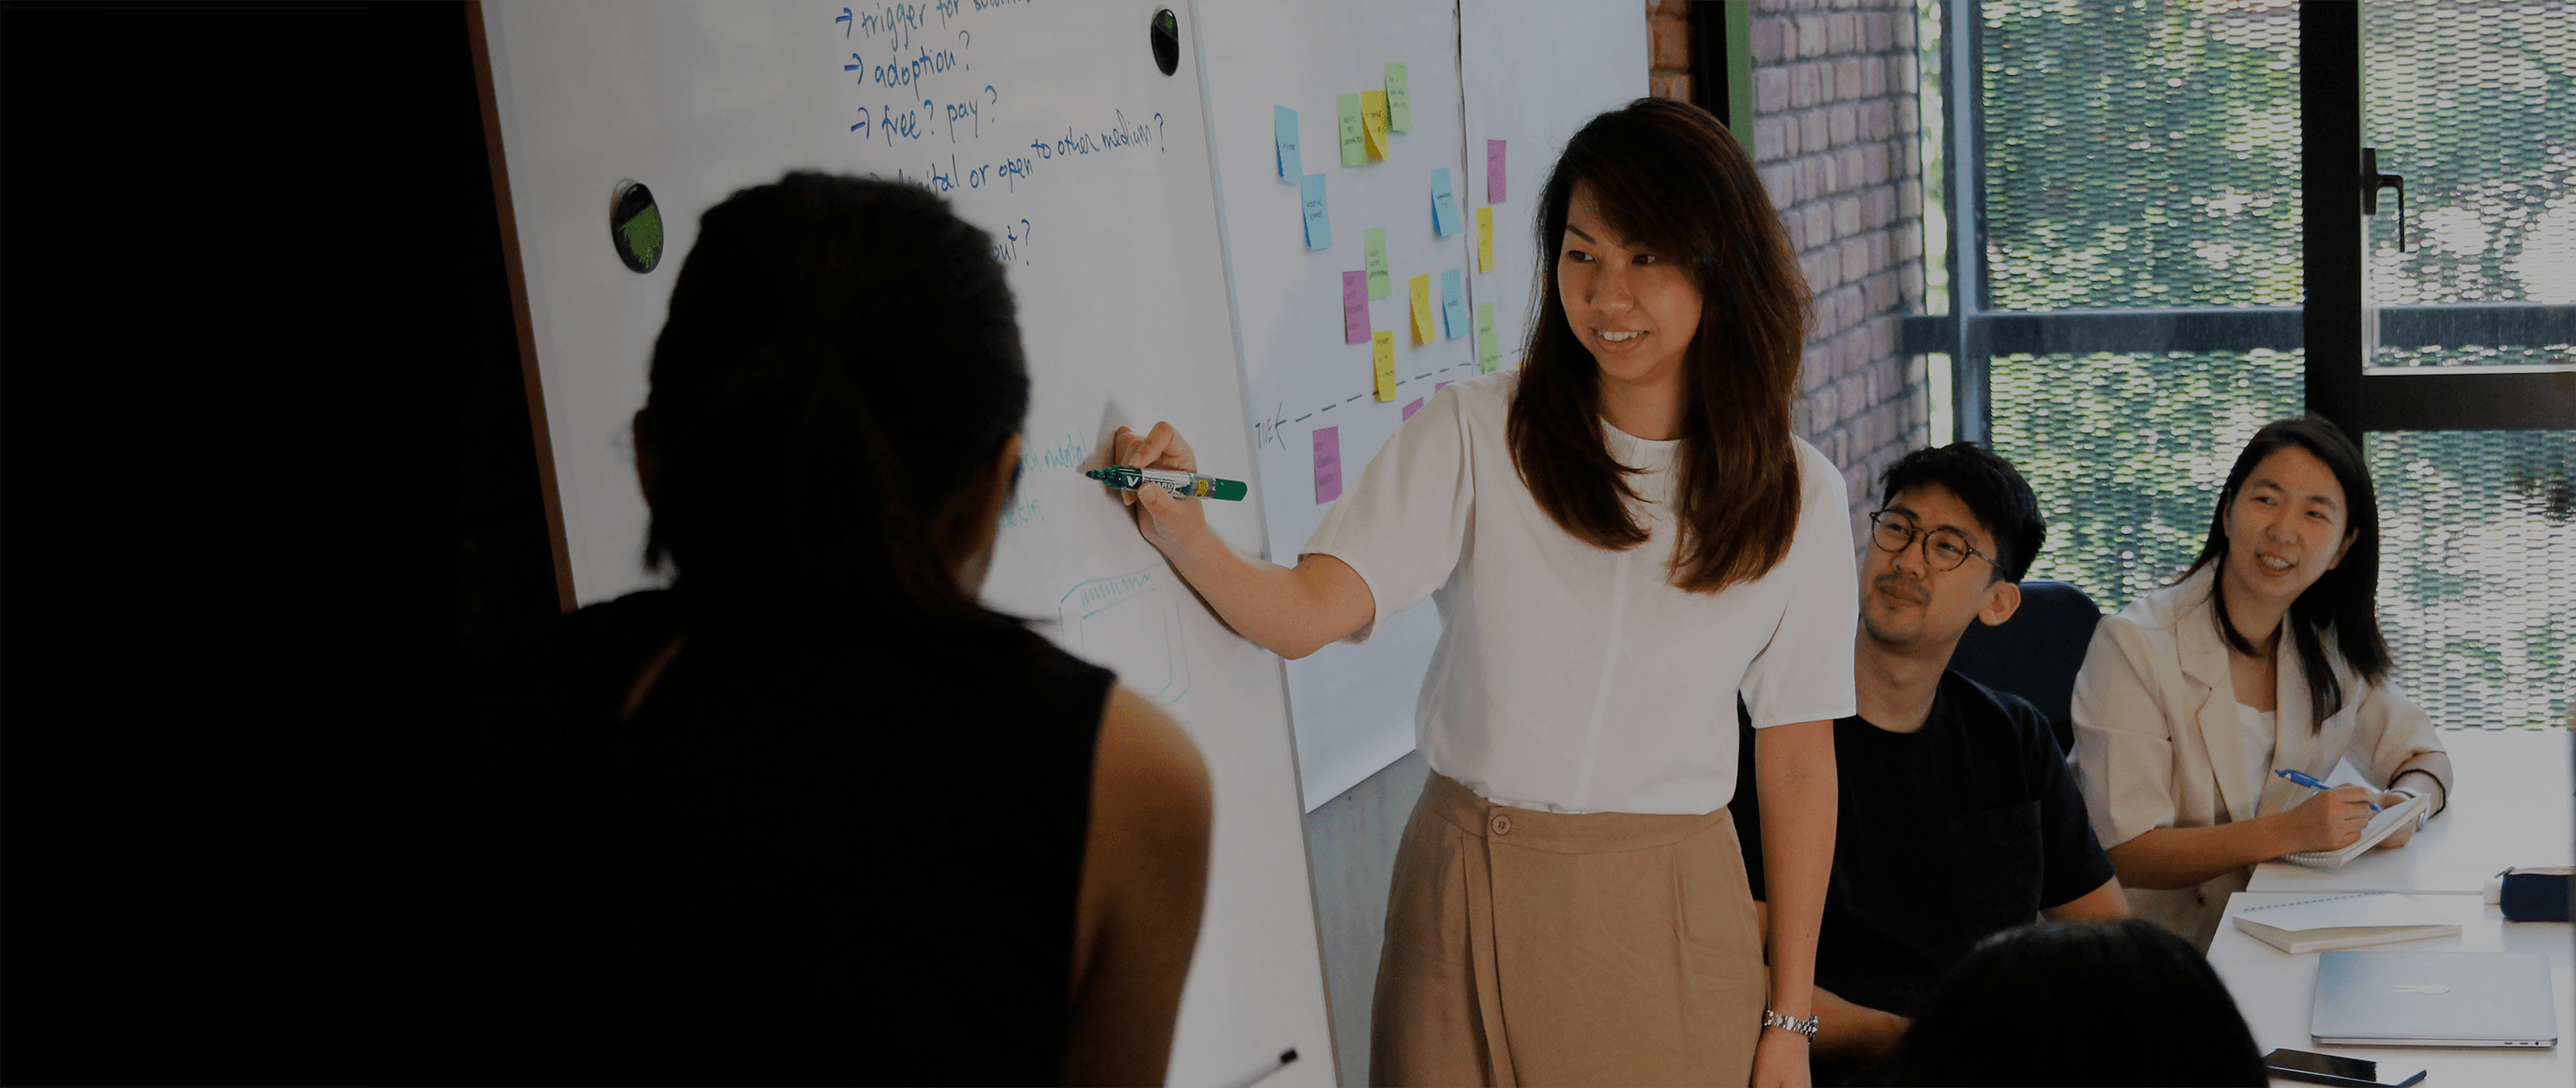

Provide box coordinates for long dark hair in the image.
[640,172,1029,633]
[1506,98,1810,591]
[1883,919,2267,1087]
[2183,417,2391,729]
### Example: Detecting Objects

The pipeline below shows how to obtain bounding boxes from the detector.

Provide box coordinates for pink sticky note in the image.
[1342,271,1370,344]
[1312,426,1343,503]
[1436,381,1453,391]
[1402,398,1424,421]
[1487,140,1506,203]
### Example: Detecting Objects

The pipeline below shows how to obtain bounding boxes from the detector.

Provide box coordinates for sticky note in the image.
[1409,274,1436,344]
[1337,93,1364,167]
[1301,174,1331,250]
[1274,106,1301,180]
[1402,397,1424,421]
[1436,380,1453,391]
[1313,426,1343,503]
[1364,227,1390,299]
[1372,331,1396,401]
[1476,207,1496,273]
[1441,269,1468,339]
[1385,62,1413,132]
[1487,140,1506,202]
[1342,271,1370,344]
[1430,168,1462,237]
[1476,302,1501,372]
[1360,90,1390,160]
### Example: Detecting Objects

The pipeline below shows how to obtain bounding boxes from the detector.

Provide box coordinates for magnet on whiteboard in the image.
[609,180,663,273]
[1149,9,1179,76]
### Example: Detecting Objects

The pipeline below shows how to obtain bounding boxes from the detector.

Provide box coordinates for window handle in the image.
[2363,147,2408,252]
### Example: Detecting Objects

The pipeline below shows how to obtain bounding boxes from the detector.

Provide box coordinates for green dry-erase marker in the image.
[1087,465,1247,501]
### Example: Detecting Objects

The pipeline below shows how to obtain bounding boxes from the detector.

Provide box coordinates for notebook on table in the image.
[2235,893,2460,954]
[2311,950,2559,1048]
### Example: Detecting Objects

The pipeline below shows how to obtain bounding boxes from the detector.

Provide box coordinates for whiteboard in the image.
[1197,0,1647,810]
[479,4,1329,1084]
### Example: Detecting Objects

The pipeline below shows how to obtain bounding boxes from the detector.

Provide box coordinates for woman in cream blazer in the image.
[2072,420,2452,949]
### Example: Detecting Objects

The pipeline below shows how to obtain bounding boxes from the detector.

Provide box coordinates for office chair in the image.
[1948,580,2103,755]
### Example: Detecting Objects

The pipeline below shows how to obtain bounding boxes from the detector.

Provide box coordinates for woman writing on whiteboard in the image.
[1114,99,1848,1088]
[2072,418,2452,950]
[464,174,1213,1085]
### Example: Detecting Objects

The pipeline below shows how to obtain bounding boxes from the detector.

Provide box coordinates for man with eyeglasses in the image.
[1731,443,2130,1084]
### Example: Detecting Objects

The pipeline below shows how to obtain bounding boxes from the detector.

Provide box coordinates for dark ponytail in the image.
[641,173,1029,634]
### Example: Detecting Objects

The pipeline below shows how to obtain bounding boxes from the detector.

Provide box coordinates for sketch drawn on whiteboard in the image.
[1057,565,1191,706]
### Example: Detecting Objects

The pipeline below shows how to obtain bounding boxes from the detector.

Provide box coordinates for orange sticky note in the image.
[1372,331,1396,400]
[1408,274,1436,344]
[1476,207,1496,273]
[1360,90,1390,160]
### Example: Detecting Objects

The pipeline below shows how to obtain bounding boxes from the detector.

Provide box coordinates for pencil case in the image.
[2486,867,2572,922]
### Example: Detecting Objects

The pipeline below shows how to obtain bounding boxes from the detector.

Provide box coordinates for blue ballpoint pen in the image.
[2275,768,2381,812]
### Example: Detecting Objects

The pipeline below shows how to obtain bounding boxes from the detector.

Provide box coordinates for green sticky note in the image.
[1476,302,1500,372]
[1337,93,1364,167]
[1385,62,1413,132]
[1364,228,1390,299]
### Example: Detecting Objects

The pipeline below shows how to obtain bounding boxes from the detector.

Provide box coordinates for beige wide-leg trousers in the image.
[1370,773,1768,1087]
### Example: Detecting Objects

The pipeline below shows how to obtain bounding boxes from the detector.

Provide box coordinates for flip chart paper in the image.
[1475,207,1495,273]
[1385,62,1413,132]
[1402,397,1423,421]
[1476,302,1500,372]
[1372,331,1396,401]
[1312,426,1343,503]
[1408,274,1436,343]
[1273,106,1301,180]
[1363,228,1390,299]
[1301,174,1331,250]
[1429,168,1461,237]
[1360,90,1390,160]
[1486,139,1506,202]
[1336,94,1363,167]
[1440,268,1467,339]
[1342,271,1369,344]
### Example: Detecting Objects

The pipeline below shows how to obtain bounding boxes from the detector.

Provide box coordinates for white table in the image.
[2208,892,2572,1087]
[2250,728,2573,896]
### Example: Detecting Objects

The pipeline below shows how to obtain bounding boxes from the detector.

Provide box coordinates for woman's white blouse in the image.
[1300,370,1858,816]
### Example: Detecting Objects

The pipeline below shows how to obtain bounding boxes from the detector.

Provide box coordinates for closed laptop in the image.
[2312,951,2558,1048]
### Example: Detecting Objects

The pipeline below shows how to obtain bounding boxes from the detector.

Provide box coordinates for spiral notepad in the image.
[2234,892,2459,954]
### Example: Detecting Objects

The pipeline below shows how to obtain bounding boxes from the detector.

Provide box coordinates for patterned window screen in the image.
[1974,0,2572,729]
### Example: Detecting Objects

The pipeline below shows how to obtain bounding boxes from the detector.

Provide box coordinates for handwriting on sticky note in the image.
[1409,274,1435,344]
[1313,426,1343,503]
[1360,90,1390,160]
[1337,94,1363,167]
[1487,140,1506,202]
[1441,269,1467,340]
[1385,62,1413,132]
[1274,106,1301,180]
[1476,302,1500,372]
[1429,168,1461,237]
[1364,227,1389,300]
[1342,271,1370,344]
[1402,397,1424,421]
[1301,174,1331,250]
[1476,207,1496,274]
[1372,330,1396,401]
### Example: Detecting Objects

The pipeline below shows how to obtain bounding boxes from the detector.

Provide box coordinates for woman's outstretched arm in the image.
[1113,423,1373,659]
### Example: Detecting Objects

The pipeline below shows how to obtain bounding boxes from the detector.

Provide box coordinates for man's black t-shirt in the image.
[1733,669,2115,1017]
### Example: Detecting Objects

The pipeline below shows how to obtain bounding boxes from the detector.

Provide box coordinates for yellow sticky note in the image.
[1409,273,1435,344]
[1476,207,1496,274]
[1361,90,1390,160]
[1372,331,1396,401]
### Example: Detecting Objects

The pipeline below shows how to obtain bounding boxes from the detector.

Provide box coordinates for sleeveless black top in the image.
[459,591,1113,1084]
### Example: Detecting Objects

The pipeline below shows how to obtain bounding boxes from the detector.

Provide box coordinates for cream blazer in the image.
[2071,566,2452,949]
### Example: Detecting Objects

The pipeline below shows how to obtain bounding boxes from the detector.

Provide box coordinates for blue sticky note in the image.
[1430,167,1462,237]
[1301,174,1331,250]
[1275,106,1302,180]
[1441,268,1467,339]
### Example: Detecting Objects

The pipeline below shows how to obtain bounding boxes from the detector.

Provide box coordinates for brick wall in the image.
[1650,0,1932,542]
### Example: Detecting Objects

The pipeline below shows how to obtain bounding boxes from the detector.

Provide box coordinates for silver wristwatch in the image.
[1763,1008,1821,1040]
